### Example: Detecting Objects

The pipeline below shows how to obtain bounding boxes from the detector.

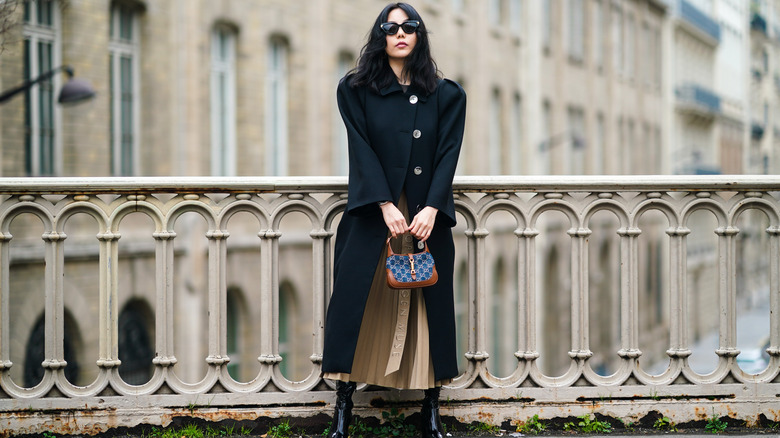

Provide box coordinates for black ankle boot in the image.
[421,387,444,438]
[329,381,356,438]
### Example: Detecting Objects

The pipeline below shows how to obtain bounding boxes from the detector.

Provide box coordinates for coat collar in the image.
[379,81,430,102]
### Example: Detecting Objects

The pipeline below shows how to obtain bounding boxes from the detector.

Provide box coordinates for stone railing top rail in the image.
[0,174,779,194]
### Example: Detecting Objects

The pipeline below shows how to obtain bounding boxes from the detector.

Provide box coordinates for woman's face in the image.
[384,8,417,63]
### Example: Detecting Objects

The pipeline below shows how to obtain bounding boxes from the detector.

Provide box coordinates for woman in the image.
[321,3,466,438]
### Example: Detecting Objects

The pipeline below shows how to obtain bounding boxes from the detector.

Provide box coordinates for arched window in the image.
[266,36,289,176]
[24,313,79,387]
[211,24,237,176]
[118,300,154,385]
[23,0,61,176]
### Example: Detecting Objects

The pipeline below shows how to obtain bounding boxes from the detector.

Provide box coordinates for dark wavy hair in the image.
[349,2,440,95]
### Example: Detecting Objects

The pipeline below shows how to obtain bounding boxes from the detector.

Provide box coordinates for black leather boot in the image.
[329,381,356,438]
[421,387,444,438]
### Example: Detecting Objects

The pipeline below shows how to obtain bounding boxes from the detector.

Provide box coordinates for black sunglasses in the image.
[379,20,420,35]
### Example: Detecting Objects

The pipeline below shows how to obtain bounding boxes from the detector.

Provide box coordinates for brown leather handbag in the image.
[385,235,439,289]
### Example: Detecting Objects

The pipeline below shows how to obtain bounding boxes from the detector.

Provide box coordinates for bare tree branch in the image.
[0,0,21,55]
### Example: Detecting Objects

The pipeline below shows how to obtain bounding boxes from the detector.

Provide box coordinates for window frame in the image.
[265,37,289,177]
[210,25,238,176]
[108,2,142,176]
[22,0,62,177]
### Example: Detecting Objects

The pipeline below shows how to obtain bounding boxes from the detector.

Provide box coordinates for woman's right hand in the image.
[380,202,409,238]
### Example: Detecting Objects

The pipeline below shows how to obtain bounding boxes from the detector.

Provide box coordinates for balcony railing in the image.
[0,176,779,435]
[676,82,721,115]
[677,0,721,42]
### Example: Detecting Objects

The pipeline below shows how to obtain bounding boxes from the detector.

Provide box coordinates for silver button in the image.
[409,95,418,104]
[414,166,422,175]
[418,241,425,250]
[413,129,421,139]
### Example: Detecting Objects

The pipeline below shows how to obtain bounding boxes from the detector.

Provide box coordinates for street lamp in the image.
[0,65,95,105]
[539,130,586,152]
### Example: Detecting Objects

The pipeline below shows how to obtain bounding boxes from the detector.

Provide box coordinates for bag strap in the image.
[386,233,429,257]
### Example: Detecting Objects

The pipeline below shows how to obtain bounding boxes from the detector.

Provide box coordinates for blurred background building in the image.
[0,0,778,387]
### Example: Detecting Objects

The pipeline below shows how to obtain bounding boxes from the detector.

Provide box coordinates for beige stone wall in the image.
[1,4,26,176]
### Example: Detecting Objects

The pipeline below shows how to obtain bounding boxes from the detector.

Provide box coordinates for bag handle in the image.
[386,233,429,257]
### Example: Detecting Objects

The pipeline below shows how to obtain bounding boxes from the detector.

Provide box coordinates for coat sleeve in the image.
[337,77,394,216]
[425,79,467,226]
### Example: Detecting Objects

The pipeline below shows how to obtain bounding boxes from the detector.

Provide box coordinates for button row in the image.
[410,95,422,177]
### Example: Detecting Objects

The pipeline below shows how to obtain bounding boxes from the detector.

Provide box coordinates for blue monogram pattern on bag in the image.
[386,251,436,283]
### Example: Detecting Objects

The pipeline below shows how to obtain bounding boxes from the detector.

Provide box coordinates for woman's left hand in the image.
[409,206,438,242]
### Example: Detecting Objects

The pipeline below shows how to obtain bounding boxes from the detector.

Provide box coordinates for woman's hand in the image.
[409,206,438,242]
[380,202,409,238]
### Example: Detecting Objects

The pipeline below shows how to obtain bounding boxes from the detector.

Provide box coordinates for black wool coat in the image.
[322,75,467,382]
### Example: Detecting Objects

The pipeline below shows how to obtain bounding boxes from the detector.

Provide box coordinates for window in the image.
[616,116,623,174]
[454,78,467,176]
[538,101,552,175]
[642,22,651,86]
[593,0,604,69]
[641,123,651,175]
[489,0,505,27]
[210,26,237,176]
[489,89,503,174]
[626,119,635,174]
[333,52,353,176]
[25,313,80,387]
[568,0,585,61]
[542,0,552,51]
[510,93,523,174]
[509,0,522,35]
[594,113,605,174]
[109,2,141,176]
[567,107,586,174]
[117,301,154,385]
[452,0,464,14]
[654,126,662,173]
[612,3,622,75]
[763,49,769,73]
[23,0,60,176]
[654,28,662,88]
[625,14,635,78]
[266,37,289,176]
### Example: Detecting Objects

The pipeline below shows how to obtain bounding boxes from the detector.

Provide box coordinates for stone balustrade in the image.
[0,175,778,434]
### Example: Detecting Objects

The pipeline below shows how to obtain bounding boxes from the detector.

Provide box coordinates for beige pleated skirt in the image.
[323,194,450,390]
